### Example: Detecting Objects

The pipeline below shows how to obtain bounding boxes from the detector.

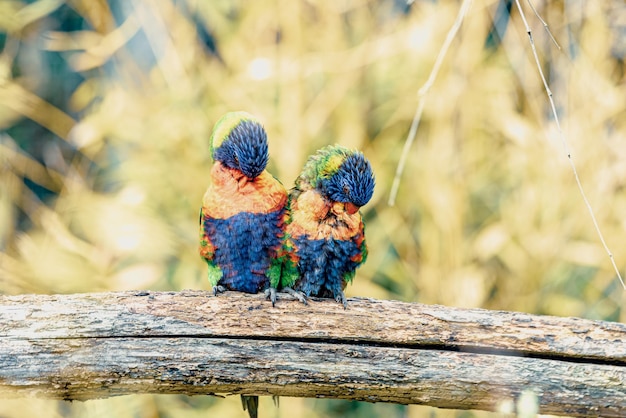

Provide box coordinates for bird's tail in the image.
[241,395,259,418]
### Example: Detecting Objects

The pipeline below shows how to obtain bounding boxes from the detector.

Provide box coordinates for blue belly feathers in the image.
[293,237,361,299]
[203,209,283,293]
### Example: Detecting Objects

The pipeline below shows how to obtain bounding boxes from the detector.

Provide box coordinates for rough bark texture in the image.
[0,291,624,417]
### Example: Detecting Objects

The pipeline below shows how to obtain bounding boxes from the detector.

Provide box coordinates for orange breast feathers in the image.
[287,189,363,241]
[202,161,287,219]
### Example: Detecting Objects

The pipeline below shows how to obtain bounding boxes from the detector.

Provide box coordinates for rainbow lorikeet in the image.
[280,145,375,308]
[199,111,286,303]
[199,112,286,418]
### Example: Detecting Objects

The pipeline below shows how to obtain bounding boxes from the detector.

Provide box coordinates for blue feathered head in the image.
[304,145,375,213]
[210,112,269,179]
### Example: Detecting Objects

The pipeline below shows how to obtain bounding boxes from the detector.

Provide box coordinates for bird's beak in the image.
[345,202,360,215]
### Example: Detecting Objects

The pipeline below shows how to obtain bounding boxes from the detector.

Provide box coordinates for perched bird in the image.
[281,145,375,308]
[199,112,286,418]
[199,111,287,303]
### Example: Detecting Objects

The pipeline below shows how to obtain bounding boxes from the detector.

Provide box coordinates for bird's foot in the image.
[212,285,226,296]
[264,287,277,306]
[283,287,308,305]
[335,291,348,309]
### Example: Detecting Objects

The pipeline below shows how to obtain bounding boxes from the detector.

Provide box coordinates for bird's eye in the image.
[343,184,350,196]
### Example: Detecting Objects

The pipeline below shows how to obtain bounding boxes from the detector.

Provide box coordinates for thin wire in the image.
[388,0,473,206]
[526,0,561,49]
[514,0,625,290]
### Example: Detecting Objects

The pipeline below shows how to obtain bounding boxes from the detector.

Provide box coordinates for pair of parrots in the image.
[198,112,374,418]
[199,111,375,309]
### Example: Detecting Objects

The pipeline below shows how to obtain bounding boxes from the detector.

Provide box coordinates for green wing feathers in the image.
[278,235,300,289]
[199,207,223,287]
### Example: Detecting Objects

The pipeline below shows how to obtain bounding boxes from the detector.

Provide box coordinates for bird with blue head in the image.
[280,144,375,308]
[199,111,288,418]
[199,111,286,303]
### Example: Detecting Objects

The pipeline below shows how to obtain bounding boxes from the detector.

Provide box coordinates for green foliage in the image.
[1,0,625,417]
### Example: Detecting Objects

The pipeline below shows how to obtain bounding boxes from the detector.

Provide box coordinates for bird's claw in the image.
[335,291,348,309]
[264,288,277,306]
[283,287,308,305]
[212,285,226,296]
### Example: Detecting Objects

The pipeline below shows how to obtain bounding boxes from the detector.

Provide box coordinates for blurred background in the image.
[1,0,625,417]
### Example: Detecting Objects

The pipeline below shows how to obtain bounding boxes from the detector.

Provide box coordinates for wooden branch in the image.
[0,291,624,417]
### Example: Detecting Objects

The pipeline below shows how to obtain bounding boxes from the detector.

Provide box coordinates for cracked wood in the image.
[0,291,624,417]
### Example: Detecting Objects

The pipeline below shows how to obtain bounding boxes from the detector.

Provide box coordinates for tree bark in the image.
[0,291,624,417]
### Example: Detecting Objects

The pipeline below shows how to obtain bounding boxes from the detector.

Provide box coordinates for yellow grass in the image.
[1,0,625,416]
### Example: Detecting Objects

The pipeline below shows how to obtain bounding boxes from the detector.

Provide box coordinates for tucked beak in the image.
[345,202,360,215]
[238,176,249,188]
